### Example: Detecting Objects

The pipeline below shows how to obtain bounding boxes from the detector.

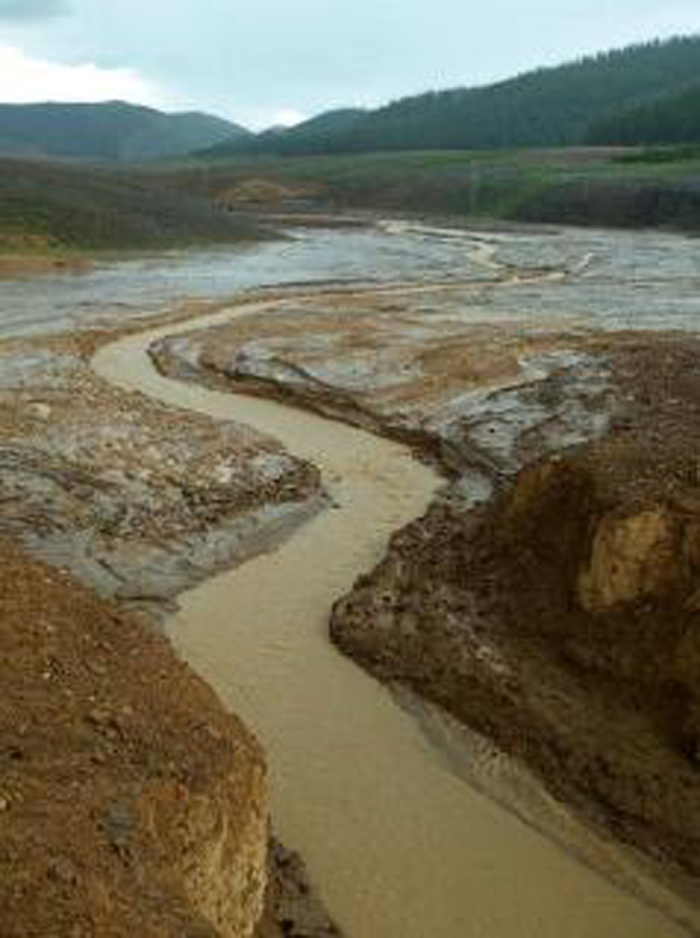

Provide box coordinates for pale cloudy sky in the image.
[1,0,699,129]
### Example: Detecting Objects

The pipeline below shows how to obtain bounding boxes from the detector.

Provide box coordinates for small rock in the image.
[28,402,52,421]
[48,857,79,885]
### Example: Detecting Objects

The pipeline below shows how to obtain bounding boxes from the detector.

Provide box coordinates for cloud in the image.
[0,0,68,20]
[238,108,306,131]
[0,44,171,106]
[2,0,699,123]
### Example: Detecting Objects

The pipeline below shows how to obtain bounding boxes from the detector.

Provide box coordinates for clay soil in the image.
[332,332,700,895]
[152,284,700,902]
[0,309,338,936]
[0,537,266,937]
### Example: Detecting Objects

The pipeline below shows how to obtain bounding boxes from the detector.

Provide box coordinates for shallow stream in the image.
[94,290,697,937]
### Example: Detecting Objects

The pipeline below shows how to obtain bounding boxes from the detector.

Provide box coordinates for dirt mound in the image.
[216,180,318,208]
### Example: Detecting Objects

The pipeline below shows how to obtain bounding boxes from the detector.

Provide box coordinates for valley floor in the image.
[2,219,700,934]
[150,230,700,925]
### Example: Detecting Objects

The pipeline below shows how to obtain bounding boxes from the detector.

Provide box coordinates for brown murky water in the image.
[94,299,698,937]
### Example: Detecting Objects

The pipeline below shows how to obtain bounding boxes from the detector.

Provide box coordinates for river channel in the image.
[93,260,696,937]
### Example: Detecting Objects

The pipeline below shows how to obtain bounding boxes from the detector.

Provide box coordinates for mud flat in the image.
[92,292,700,937]
[146,222,700,933]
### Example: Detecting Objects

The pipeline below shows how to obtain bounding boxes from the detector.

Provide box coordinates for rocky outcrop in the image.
[578,507,682,612]
[256,842,341,938]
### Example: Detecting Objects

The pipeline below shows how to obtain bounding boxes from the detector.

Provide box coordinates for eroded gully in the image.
[92,277,695,937]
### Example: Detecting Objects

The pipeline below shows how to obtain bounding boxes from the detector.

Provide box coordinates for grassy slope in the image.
[6,145,700,259]
[0,158,267,253]
[152,146,700,232]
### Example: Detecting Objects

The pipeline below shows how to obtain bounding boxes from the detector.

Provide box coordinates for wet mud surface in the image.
[0,327,322,621]
[148,223,700,925]
[3,220,700,933]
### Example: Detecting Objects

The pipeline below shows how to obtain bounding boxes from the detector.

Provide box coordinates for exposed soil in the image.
[151,280,700,904]
[0,309,340,935]
[331,333,700,892]
[0,538,268,937]
[0,327,322,620]
[0,254,94,279]
[150,283,611,477]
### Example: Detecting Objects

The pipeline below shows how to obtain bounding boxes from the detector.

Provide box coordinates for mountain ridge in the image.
[0,100,251,161]
[203,34,700,157]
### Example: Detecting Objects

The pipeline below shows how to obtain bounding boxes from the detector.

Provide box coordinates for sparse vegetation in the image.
[154,146,700,232]
[0,158,267,253]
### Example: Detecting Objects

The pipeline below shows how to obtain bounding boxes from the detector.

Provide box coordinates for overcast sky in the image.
[1,0,699,129]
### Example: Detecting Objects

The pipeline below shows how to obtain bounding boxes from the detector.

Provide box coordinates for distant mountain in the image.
[202,35,700,157]
[202,108,367,157]
[0,101,251,161]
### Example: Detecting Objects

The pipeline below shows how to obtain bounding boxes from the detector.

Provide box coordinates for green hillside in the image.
[205,109,368,156]
[155,145,700,233]
[0,158,265,251]
[587,83,700,145]
[0,101,251,161]
[205,35,700,156]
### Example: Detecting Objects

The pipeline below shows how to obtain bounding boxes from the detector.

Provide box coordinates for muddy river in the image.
[93,273,697,937]
[4,221,699,934]
[3,220,700,338]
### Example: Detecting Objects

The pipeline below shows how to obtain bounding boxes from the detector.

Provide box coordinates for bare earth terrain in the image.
[150,230,700,913]
[0,298,339,935]
[3,221,700,933]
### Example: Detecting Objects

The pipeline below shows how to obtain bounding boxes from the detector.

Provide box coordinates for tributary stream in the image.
[94,292,694,938]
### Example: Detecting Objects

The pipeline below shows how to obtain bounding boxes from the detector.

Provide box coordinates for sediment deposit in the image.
[150,233,700,915]
[3,221,700,934]
[0,539,268,937]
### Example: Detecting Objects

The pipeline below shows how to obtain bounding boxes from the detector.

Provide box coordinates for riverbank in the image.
[0,321,323,621]
[146,233,700,926]
[0,252,95,279]
[0,297,342,935]
[3,222,700,934]
[0,537,269,937]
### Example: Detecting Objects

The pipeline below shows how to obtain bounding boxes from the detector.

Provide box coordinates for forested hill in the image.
[0,101,251,161]
[205,35,700,156]
[586,83,700,145]
[203,108,367,157]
